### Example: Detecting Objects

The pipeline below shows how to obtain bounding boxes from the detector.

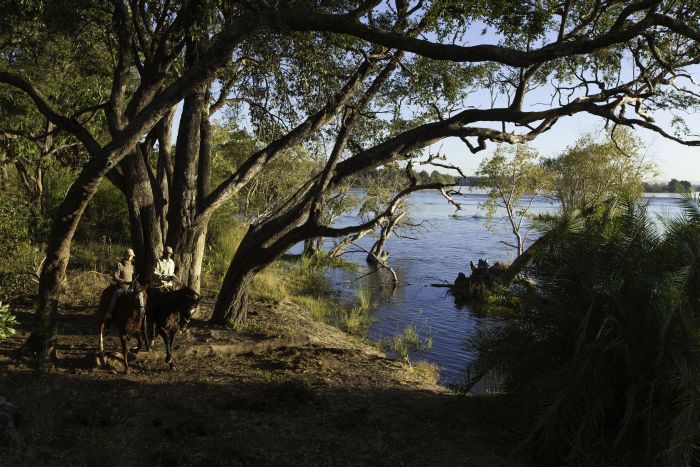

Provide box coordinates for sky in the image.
[397,8,700,182]
[180,9,700,184]
[433,109,700,183]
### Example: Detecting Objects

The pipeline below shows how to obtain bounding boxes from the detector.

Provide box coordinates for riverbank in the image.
[0,293,527,466]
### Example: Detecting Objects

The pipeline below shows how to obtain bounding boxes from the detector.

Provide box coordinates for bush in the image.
[468,199,700,465]
[0,197,37,300]
[0,302,18,341]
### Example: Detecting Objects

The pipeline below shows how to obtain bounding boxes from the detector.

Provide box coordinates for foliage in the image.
[0,301,18,341]
[74,179,130,244]
[0,191,36,300]
[542,130,655,214]
[468,199,700,465]
[477,144,546,255]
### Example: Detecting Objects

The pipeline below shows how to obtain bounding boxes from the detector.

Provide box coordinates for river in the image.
[293,191,686,386]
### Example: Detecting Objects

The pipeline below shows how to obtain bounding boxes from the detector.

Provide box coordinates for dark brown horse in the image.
[96,281,149,374]
[146,287,200,369]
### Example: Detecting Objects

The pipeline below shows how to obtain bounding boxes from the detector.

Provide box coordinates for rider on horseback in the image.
[105,248,136,329]
[152,245,176,289]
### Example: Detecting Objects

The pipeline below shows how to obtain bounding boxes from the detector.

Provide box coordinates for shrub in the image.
[0,197,37,300]
[468,199,700,465]
[0,302,18,341]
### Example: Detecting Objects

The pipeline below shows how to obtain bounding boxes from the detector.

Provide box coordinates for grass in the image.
[334,285,375,335]
[410,360,440,385]
[62,270,113,307]
[382,323,433,364]
[248,255,374,337]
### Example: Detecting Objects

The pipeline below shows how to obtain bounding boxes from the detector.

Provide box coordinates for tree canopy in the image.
[2,0,700,358]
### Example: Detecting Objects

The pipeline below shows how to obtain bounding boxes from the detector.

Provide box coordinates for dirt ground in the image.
[0,294,529,466]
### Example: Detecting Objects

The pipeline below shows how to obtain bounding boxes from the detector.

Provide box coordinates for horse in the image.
[146,287,200,369]
[96,281,149,374]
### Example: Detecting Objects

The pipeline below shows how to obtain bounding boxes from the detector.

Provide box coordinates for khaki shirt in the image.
[114,260,134,284]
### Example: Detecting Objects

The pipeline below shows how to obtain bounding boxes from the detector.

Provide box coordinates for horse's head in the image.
[132,281,149,315]
[180,288,201,328]
[477,258,490,271]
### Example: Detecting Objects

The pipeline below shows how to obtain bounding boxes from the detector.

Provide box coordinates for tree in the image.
[4,1,700,357]
[207,1,700,324]
[477,144,546,256]
[543,130,655,213]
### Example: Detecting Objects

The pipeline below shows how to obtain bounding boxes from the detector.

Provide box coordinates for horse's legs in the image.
[149,320,156,349]
[167,329,177,369]
[142,315,150,352]
[119,334,129,374]
[159,327,172,367]
[135,331,143,354]
[98,321,105,354]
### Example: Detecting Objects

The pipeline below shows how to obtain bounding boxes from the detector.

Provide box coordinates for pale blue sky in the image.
[419,15,700,182]
[186,12,700,183]
[434,110,700,182]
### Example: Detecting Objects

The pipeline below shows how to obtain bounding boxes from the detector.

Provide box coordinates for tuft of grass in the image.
[410,360,440,385]
[250,267,290,304]
[335,285,375,335]
[202,223,247,289]
[383,324,432,364]
[248,257,374,336]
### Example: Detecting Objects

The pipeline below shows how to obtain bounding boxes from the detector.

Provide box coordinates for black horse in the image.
[146,287,200,369]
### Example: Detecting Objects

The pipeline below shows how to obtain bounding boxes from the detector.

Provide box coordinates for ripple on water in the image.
[292,192,684,386]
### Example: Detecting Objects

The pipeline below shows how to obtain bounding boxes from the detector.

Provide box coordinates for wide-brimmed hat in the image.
[124,248,135,258]
[164,246,173,254]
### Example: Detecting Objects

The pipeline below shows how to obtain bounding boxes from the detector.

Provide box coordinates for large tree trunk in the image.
[170,223,208,291]
[165,81,210,292]
[211,261,256,326]
[210,222,296,324]
[121,149,163,277]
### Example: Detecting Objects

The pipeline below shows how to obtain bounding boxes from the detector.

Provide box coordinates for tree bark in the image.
[366,212,403,265]
[121,148,163,277]
[210,227,271,324]
[165,80,210,292]
[328,228,372,258]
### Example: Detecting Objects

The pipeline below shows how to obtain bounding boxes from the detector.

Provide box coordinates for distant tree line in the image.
[644,178,694,193]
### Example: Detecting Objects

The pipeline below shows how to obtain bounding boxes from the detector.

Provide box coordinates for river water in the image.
[294,191,685,385]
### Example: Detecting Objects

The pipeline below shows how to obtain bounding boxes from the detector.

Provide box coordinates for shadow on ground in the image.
[0,297,528,466]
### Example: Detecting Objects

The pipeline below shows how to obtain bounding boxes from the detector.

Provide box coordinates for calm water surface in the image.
[293,191,685,385]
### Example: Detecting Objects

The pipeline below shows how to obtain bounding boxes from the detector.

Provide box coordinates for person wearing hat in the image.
[153,245,176,289]
[106,248,136,324]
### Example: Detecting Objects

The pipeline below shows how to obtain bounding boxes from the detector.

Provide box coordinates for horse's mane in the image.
[151,287,199,312]
[174,287,199,302]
